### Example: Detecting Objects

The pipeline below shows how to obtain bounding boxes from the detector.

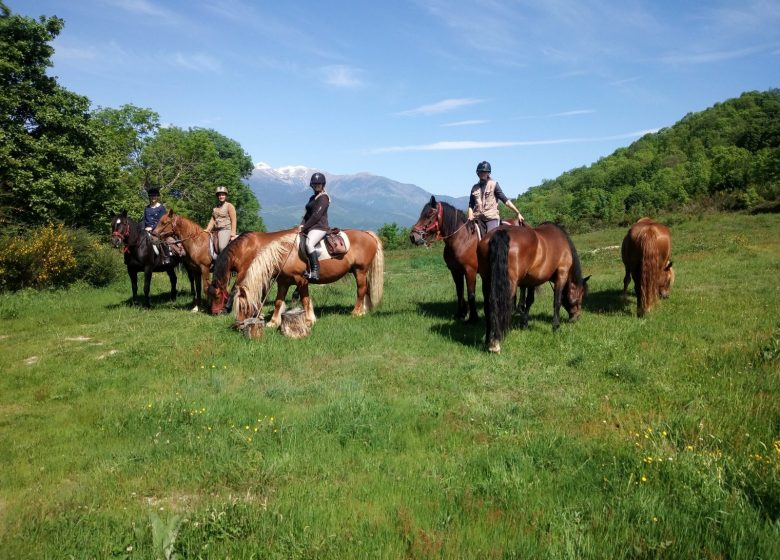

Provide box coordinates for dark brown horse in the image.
[410,197,484,322]
[621,217,674,317]
[208,228,384,327]
[111,212,192,308]
[478,223,589,353]
[153,210,212,312]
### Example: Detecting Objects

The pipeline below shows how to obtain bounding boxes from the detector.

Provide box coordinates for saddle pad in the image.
[297,231,350,261]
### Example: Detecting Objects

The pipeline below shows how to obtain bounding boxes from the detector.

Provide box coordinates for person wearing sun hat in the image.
[204,185,237,253]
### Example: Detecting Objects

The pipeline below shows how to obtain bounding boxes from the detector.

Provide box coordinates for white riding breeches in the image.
[304,229,327,255]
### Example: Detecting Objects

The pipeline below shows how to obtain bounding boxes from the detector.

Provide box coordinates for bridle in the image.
[412,202,444,241]
[112,220,131,253]
[155,214,207,244]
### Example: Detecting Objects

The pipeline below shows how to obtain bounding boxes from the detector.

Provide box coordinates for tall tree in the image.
[140,127,264,231]
[0,2,101,228]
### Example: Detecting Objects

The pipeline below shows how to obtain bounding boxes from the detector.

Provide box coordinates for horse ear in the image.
[429,195,436,206]
[121,209,127,217]
[665,261,673,270]
[168,209,175,217]
[583,275,591,284]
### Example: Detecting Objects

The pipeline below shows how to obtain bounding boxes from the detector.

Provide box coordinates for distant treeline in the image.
[515,90,780,230]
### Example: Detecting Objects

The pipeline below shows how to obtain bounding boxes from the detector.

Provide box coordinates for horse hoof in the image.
[487,341,501,353]
[191,306,199,313]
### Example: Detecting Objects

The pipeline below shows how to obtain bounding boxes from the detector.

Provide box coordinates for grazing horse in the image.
[621,218,674,317]
[410,196,496,322]
[153,210,212,312]
[111,211,190,307]
[208,228,384,327]
[478,223,590,353]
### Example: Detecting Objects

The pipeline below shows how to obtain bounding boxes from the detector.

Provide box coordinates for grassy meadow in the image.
[1,212,779,559]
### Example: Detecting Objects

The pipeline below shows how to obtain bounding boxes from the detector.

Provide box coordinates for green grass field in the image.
[1,212,779,559]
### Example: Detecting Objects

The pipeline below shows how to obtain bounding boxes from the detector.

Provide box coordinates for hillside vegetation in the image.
[516,90,780,230]
[1,212,778,558]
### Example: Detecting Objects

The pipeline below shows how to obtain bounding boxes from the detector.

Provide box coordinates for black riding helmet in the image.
[147,187,160,197]
[476,161,491,174]
[310,172,326,186]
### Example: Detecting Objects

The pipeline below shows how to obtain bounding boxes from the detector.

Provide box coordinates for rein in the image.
[112,222,131,253]
[156,216,208,245]
[412,202,472,242]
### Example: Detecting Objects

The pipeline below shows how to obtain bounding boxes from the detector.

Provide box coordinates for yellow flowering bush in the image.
[0,224,121,291]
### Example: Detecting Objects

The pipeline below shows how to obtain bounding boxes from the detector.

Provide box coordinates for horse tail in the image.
[236,232,297,318]
[488,229,513,343]
[365,231,384,310]
[637,226,661,316]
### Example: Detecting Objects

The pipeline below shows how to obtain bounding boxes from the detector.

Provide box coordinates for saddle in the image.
[298,229,350,261]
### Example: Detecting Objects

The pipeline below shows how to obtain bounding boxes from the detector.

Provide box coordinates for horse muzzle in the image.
[409,231,427,246]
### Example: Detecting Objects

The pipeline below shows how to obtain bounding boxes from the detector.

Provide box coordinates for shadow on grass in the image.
[583,288,631,315]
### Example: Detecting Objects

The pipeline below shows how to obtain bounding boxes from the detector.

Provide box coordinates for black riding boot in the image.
[161,243,171,265]
[304,251,320,281]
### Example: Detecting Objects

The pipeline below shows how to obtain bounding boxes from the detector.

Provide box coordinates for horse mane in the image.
[540,222,583,285]
[237,232,297,314]
[212,232,250,287]
[439,202,466,234]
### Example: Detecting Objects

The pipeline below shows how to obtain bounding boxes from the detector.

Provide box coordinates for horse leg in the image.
[129,268,139,306]
[167,267,177,301]
[552,279,564,331]
[267,282,291,328]
[450,268,467,320]
[466,268,479,324]
[520,286,535,329]
[622,264,631,301]
[352,270,368,316]
[143,267,153,308]
[300,283,317,324]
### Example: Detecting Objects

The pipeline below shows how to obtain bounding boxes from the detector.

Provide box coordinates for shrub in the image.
[0,224,122,291]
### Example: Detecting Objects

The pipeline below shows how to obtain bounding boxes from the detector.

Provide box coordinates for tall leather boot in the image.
[304,251,320,280]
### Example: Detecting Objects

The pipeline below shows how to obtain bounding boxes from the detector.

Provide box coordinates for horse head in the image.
[153,210,178,240]
[111,211,130,249]
[410,196,441,246]
[659,261,674,299]
[564,275,590,322]
[208,281,230,315]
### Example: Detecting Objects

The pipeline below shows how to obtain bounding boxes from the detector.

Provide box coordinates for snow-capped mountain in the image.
[246,163,469,231]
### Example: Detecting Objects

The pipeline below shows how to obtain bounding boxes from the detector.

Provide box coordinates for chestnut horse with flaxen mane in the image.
[478,223,589,353]
[621,218,674,317]
[208,228,384,327]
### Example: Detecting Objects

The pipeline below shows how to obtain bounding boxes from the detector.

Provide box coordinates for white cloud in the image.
[321,65,363,88]
[659,45,766,64]
[372,130,658,153]
[168,52,222,72]
[442,120,488,127]
[107,0,173,19]
[397,98,484,117]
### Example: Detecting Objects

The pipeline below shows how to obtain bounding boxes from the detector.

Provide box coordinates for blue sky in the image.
[9,0,780,197]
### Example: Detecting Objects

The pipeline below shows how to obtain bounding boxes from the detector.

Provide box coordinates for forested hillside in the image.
[516,90,780,230]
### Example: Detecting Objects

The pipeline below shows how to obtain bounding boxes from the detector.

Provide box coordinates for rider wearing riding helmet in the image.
[299,172,330,281]
[204,185,237,253]
[467,161,524,232]
[143,187,171,264]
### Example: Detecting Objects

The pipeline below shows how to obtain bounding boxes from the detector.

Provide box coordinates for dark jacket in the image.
[143,204,167,229]
[301,192,330,233]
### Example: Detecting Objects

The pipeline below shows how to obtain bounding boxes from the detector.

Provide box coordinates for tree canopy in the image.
[0,1,264,233]
[515,90,780,230]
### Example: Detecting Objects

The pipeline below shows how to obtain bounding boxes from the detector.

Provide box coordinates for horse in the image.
[208,228,384,327]
[621,217,674,317]
[111,211,192,308]
[477,223,590,353]
[409,197,484,322]
[153,210,212,312]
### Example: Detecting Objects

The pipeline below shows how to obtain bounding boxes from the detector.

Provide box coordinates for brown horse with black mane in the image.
[411,197,517,322]
[208,228,384,327]
[153,210,212,312]
[621,217,674,317]
[478,223,589,353]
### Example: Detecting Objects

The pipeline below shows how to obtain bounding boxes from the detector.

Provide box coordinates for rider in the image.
[467,161,524,232]
[298,172,330,281]
[204,185,237,253]
[143,187,171,264]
